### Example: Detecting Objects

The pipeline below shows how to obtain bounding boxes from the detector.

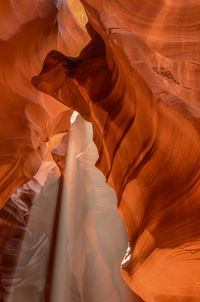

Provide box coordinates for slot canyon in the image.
[0,0,200,301]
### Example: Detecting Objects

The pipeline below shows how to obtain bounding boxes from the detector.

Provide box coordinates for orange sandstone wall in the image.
[32,0,200,301]
[0,0,89,208]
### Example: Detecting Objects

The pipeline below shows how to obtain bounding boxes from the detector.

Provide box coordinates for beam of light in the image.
[3,161,61,302]
[70,110,79,124]
[49,116,136,302]
[2,115,137,301]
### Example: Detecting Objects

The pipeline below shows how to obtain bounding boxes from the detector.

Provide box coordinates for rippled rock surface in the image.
[32,0,200,301]
[1,0,200,301]
[0,0,90,208]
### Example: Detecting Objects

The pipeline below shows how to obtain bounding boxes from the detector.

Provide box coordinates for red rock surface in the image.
[0,0,89,208]
[1,0,200,301]
[32,0,200,301]
[0,3,90,299]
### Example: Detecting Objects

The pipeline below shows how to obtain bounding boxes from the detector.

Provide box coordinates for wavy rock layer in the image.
[32,0,200,301]
[0,0,89,208]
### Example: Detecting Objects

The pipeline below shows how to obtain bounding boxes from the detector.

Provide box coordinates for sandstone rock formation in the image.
[0,0,89,208]
[0,115,138,302]
[1,0,200,301]
[0,1,89,300]
[32,0,200,301]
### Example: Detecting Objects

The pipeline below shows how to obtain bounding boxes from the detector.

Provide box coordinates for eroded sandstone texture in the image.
[0,0,90,208]
[1,0,200,301]
[32,0,200,301]
[0,0,87,300]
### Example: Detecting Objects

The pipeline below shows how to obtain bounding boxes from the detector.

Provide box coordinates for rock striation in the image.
[32,0,200,301]
[0,0,89,208]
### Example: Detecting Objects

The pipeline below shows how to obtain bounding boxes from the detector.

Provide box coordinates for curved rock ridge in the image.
[32,1,200,301]
[0,0,89,208]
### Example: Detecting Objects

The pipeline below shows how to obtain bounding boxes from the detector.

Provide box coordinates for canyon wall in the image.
[1,0,200,301]
[33,0,200,301]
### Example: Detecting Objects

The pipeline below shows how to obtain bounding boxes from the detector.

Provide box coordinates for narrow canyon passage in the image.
[1,0,200,301]
[0,116,138,302]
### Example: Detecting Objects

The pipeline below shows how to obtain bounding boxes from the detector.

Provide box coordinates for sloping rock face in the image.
[32,0,200,301]
[0,0,89,208]
[0,1,91,299]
